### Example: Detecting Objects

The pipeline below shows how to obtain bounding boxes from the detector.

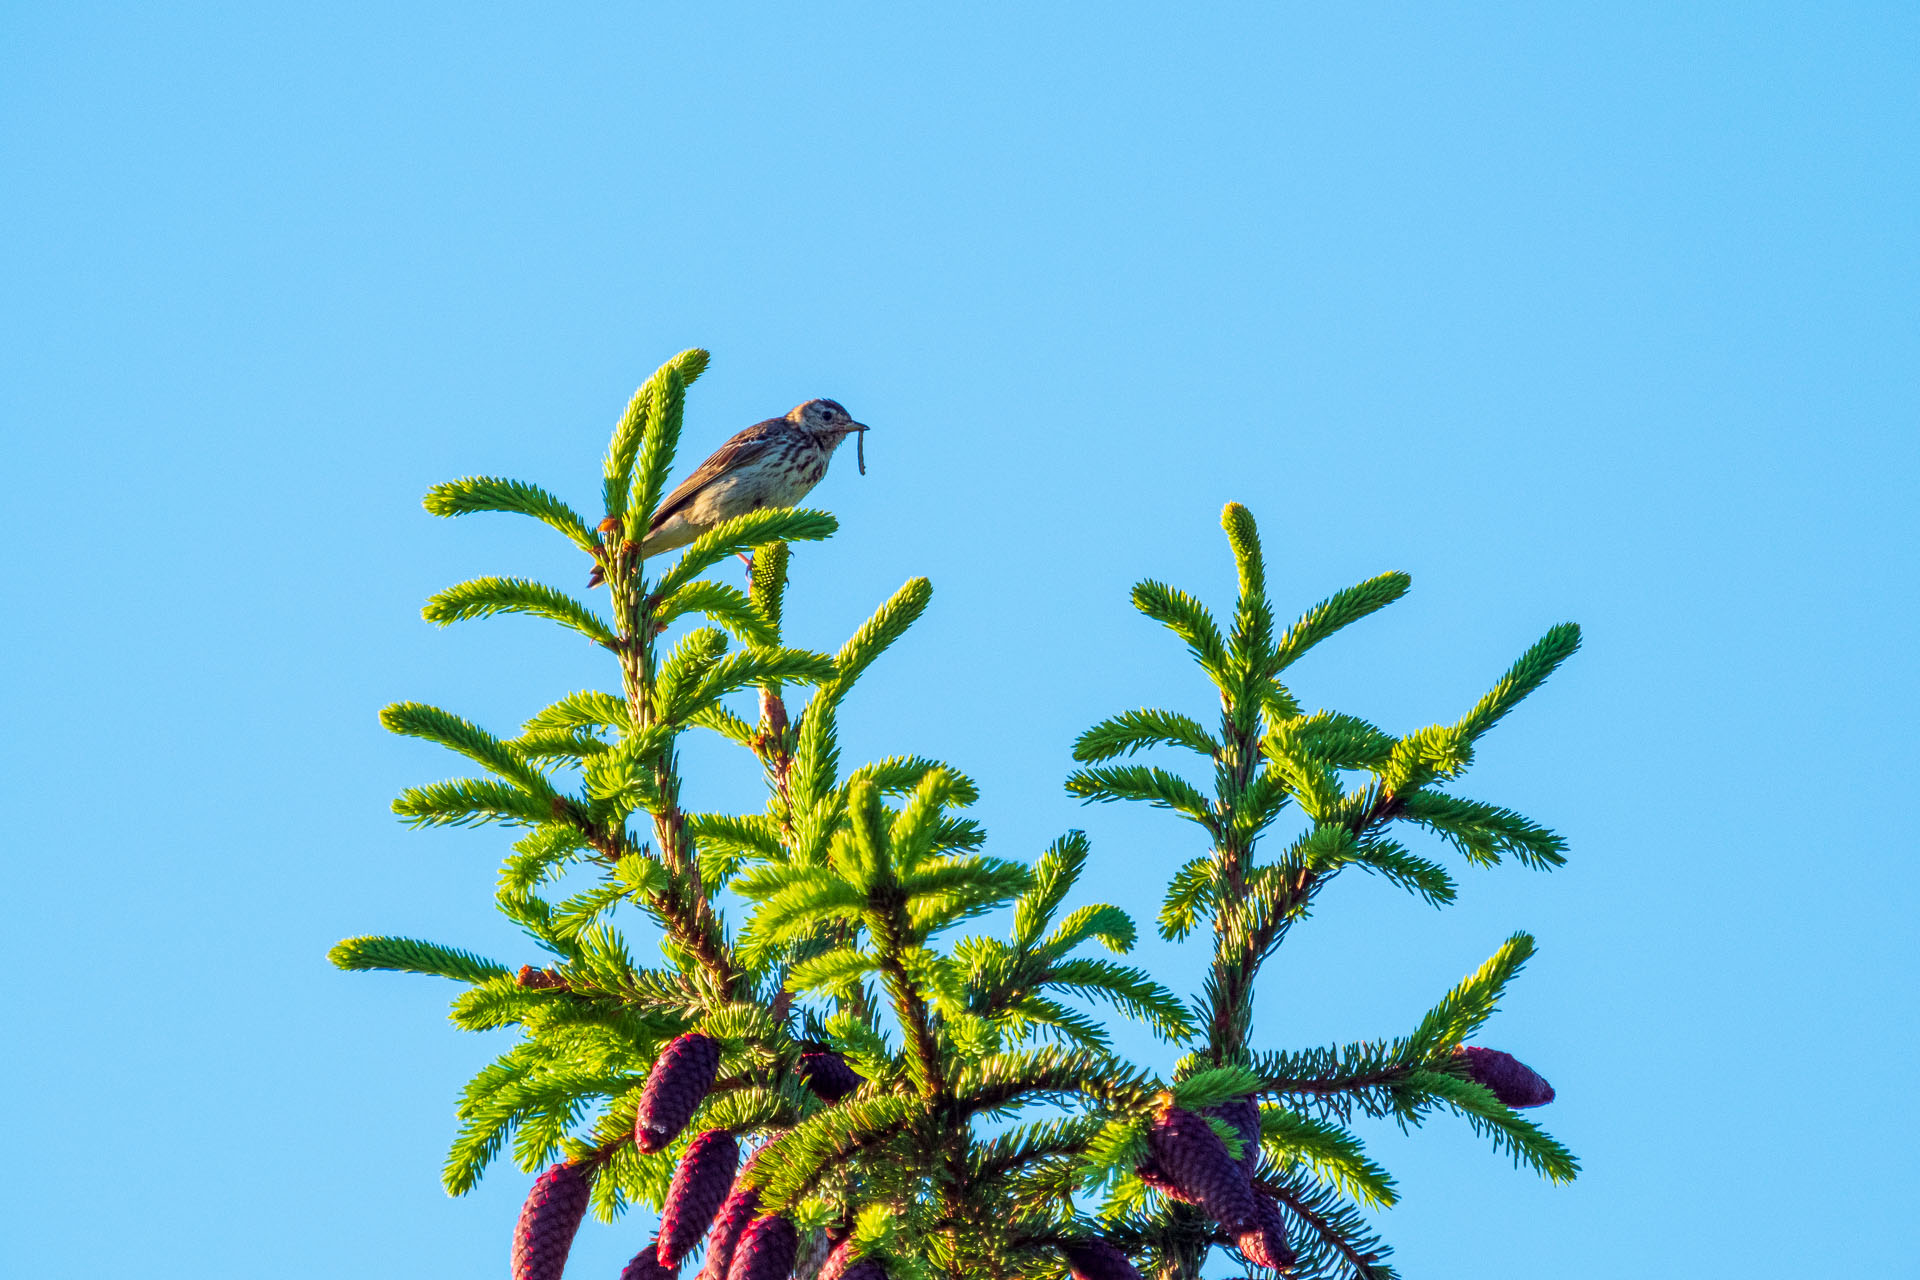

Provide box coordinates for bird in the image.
[591,398,868,585]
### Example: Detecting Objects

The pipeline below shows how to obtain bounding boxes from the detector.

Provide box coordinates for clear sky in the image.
[4,4,1915,1277]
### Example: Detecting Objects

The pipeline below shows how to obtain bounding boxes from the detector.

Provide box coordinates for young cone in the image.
[620,1247,677,1280]
[511,1162,593,1280]
[658,1131,741,1268]
[724,1215,798,1280]
[1062,1240,1145,1280]
[636,1033,723,1152]
[1145,1106,1260,1231]
[1457,1046,1556,1108]
[819,1238,887,1280]
[1135,1157,1195,1204]
[695,1185,761,1280]
[1205,1094,1262,1175]
[1234,1193,1296,1271]
[797,1048,865,1103]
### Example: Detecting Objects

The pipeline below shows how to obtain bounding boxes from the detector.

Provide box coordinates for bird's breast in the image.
[689,448,828,520]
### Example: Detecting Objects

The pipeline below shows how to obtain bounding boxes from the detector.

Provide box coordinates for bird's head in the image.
[790,398,868,441]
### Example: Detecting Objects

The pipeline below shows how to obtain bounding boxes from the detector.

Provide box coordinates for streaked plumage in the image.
[642,398,867,558]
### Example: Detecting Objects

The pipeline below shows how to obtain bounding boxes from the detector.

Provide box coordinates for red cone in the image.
[695,1184,761,1280]
[724,1214,798,1280]
[1234,1192,1296,1271]
[797,1049,864,1103]
[1063,1239,1144,1280]
[1205,1094,1262,1175]
[511,1162,592,1280]
[1456,1046,1555,1108]
[1134,1156,1195,1203]
[1145,1106,1259,1231]
[620,1247,676,1280]
[818,1238,857,1280]
[819,1237,887,1280]
[658,1130,740,1268]
[636,1033,723,1152]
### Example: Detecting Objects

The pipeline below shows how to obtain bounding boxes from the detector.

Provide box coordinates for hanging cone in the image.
[511,1162,593,1280]
[1145,1105,1259,1231]
[1062,1239,1144,1280]
[657,1131,741,1268]
[818,1238,858,1280]
[619,1247,677,1280]
[819,1237,888,1280]
[1456,1046,1555,1108]
[798,1049,865,1103]
[1134,1156,1195,1203]
[636,1033,723,1152]
[724,1214,798,1280]
[695,1184,761,1280]
[1204,1094,1262,1175]
[1234,1192,1296,1271]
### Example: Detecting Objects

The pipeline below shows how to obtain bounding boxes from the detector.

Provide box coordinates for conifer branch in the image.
[423,476,598,551]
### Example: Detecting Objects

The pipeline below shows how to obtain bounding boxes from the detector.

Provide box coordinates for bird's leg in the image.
[739,551,755,582]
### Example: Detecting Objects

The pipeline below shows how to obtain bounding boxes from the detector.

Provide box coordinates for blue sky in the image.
[3,4,1915,1276]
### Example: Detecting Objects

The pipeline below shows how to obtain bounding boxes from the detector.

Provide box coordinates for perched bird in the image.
[629,396,870,559]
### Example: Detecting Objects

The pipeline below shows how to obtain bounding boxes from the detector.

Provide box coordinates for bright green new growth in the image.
[333,358,1581,1280]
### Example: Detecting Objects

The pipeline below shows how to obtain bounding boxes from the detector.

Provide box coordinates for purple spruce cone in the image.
[1140,1099,1260,1199]
[1063,1240,1145,1280]
[658,1130,741,1268]
[1146,1105,1260,1231]
[798,1049,865,1103]
[1204,1094,1262,1175]
[620,1248,676,1280]
[636,1033,723,1152]
[511,1161,593,1280]
[1134,1156,1194,1204]
[1235,1192,1296,1271]
[819,1238,888,1280]
[1456,1046,1556,1108]
[695,1183,762,1280]
[725,1214,798,1280]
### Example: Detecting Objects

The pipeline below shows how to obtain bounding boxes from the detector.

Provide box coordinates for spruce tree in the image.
[333,349,1580,1279]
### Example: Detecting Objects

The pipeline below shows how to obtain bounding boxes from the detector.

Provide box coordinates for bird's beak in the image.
[850,422,870,433]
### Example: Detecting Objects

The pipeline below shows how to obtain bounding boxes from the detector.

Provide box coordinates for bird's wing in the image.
[647,419,785,531]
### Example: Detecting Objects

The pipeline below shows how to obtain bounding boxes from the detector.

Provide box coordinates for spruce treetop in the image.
[334,350,1580,1279]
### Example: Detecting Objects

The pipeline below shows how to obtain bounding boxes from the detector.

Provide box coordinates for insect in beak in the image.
[850,422,870,474]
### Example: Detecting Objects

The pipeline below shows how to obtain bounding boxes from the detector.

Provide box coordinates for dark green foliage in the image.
[334,353,1581,1280]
